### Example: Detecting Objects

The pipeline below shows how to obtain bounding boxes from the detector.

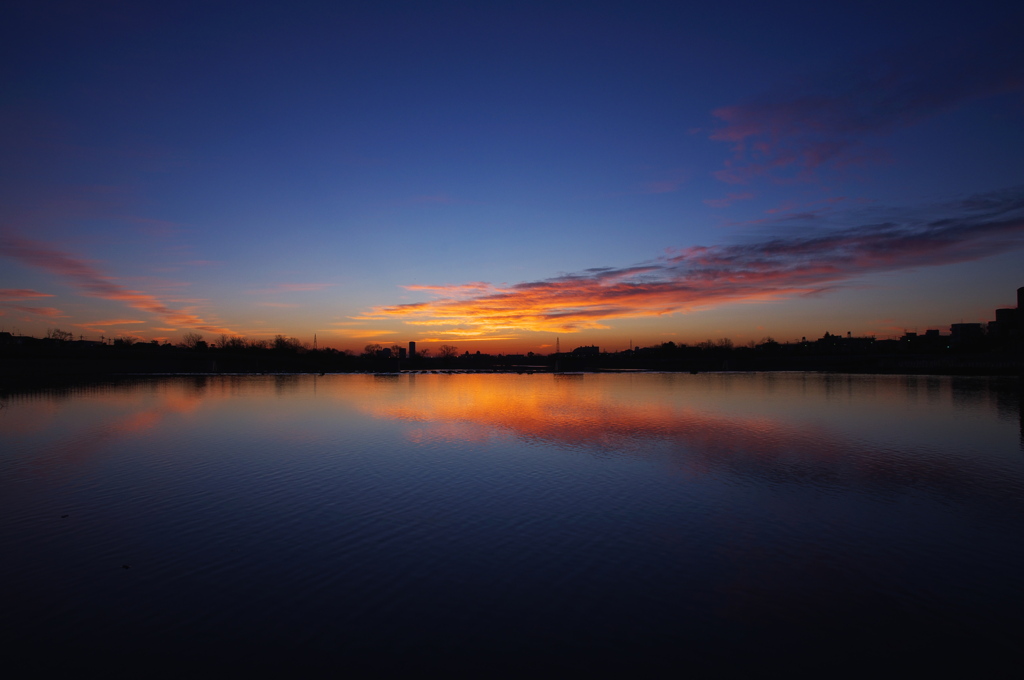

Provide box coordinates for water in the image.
[2,373,1022,674]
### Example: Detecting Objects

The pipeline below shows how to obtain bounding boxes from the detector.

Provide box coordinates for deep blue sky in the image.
[2,1,1022,351]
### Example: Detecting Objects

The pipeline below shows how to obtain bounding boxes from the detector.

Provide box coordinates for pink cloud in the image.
[10,305,64,317]
[0,288,53,301]
[403,282,493,295]
[709,28,1024,183]
[0,233,233,334]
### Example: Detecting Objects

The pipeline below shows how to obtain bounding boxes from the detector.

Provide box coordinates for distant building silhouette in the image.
[1018,287,1024,330]
[982,286,1022,340]
[990,308,1017,339]
[950,322,984,346]
[409,341,416,358]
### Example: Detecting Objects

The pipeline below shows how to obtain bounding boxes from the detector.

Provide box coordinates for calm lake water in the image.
[2,373,1023,675]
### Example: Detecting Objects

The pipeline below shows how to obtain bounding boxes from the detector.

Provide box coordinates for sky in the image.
[2,0,1023,353]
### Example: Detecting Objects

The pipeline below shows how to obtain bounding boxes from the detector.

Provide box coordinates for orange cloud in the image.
[343,329,399,338]
[418,336,519,343]
[0,233,233,334]
[364,188,1024,334]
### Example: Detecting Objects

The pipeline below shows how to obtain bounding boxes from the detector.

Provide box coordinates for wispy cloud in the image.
[0,234,233,334]
[404,282,492,294]
[10,305,64,317]
[343,329,399,339]
[419,336,518,343]
[363,187,1024,334]
[710,28,1024,183]
[0,288,53,301]
[0,289,63,317]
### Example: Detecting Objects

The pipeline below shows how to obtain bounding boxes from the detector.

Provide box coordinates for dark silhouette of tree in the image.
[46,328,73,342]
[181,332,205,349]
[363,343,382,357]
[696,338,733,351]
[219,335,248,350]
[274,335,304,352]
[437,345,458,360]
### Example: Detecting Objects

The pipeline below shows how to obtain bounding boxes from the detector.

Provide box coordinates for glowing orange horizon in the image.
[360,203,1024,342]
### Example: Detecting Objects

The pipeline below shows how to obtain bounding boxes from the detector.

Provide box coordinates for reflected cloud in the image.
[350,374,1022,500]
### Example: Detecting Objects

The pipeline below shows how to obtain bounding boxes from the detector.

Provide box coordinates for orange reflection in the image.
[345,374,1008,494]
[349,374,840,480]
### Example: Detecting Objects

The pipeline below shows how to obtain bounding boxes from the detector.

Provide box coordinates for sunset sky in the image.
[2,1,1023,353]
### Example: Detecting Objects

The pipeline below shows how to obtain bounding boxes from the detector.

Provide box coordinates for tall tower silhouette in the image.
[1018,287,1023,329]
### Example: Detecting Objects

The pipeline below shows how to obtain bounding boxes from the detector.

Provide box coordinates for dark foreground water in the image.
[2,373,1023,675]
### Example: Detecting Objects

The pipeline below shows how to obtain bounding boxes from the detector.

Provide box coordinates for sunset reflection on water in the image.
[2,373,1022,675]
[343,372,1023,494]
